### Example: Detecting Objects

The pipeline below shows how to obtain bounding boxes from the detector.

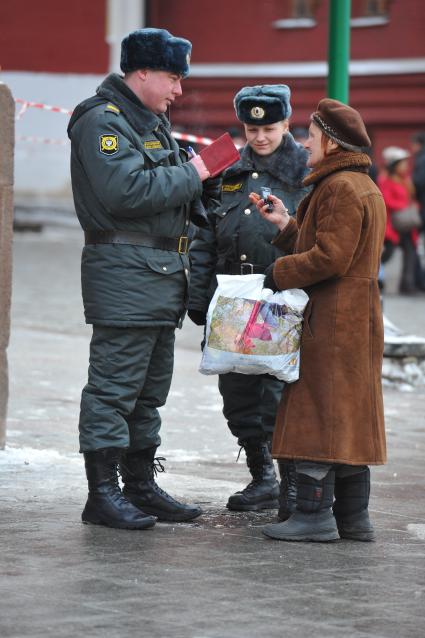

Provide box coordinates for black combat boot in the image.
[226,438,279,511]
[263,470,339,542]
[121,448,202,522]
[81,448,157,530]
[333,467,375,541]
[277,460,297,521]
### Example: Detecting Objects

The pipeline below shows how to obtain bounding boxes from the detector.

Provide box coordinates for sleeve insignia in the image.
[99,134,119,155]
[144,140,163,149]
[105,103,120,114]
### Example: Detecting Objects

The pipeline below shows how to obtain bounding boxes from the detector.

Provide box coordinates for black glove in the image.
[202,176,222,200]
[263,263,279,293]
[188,309,207,326]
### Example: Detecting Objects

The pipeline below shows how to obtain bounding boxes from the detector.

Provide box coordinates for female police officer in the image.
[188,85,309,512]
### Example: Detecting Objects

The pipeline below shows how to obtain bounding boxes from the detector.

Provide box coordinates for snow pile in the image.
[383,315,425,389]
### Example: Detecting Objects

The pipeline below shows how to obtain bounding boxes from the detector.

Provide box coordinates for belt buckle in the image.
[178,236,189,254]
[240,262,254,275]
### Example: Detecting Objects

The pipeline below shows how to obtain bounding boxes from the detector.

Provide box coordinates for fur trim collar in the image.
[97,74,167,136]
[224,133,309,187]
[68,74,169,137]
[303,151,372,187]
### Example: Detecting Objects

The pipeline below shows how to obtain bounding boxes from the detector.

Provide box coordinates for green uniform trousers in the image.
[79,325,175,452]
[218,372,284,445]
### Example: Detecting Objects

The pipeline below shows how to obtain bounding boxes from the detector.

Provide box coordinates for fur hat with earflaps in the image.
[120,28,192,78]
[234,85,292,125]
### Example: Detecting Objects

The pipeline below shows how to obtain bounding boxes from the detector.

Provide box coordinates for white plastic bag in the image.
[199,274,309,382]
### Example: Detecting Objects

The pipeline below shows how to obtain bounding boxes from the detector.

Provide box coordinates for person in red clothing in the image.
[378,146,423,294]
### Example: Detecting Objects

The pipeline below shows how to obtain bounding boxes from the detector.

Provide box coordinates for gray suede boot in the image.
[333,467,375,541]
[263,470,339,542]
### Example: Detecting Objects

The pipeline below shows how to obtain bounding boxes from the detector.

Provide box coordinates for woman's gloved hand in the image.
[263,263,279,293]
[188,309,207,326]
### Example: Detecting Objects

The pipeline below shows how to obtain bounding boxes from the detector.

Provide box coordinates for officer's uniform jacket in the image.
[188,134,309,314]
[67,73,203,327]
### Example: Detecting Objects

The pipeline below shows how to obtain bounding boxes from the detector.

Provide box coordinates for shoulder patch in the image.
[222,182,243,192]
[99,134,119,155]
[105,103,120,114]
[144,140,163,150]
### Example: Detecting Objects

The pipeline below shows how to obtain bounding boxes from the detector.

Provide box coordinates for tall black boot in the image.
[121,448,202,522]
[82,448,157,530]
[277,460,297,521]
[263,470,339,542]
[333,467,375,541]
[227,438,279,511]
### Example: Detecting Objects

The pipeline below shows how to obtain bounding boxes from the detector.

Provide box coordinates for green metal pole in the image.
[327,0,352,104]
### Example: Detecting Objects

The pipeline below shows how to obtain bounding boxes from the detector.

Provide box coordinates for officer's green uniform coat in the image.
[68,74,203,451]
[188,136,309,442]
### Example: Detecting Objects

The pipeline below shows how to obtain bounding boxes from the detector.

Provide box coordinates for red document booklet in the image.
[199,133,240,177]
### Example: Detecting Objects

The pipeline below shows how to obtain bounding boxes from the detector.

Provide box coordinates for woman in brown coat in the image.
[251,98,387,542]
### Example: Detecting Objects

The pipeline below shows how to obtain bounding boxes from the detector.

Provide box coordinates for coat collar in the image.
[303,151,372,188]
[295,151,372,226]
[224,133,309,187]
[96,73,169,136]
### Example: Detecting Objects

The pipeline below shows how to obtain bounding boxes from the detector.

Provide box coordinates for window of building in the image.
[273,0,321,30]
[351,0,392,27]
[365,0,391,16]
[291,0,320,18]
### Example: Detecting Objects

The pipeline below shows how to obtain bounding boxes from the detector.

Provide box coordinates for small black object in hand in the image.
[260,187,274,212]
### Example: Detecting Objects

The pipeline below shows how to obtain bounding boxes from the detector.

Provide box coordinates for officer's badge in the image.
[99,134,119,155]
[222,182,243,192]
[144,140,162,149]
[250,106,265,120]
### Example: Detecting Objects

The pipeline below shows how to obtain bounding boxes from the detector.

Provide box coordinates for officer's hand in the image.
[188,309,207,326]
[202,176,222,199]
[263,263,279,293]
[190,155,211,182]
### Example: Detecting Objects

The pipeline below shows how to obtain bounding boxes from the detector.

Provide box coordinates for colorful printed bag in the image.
[199,274,309,382]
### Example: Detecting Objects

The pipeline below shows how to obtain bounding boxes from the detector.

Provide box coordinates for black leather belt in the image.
[84,230,190,254]
[226,262,268,275]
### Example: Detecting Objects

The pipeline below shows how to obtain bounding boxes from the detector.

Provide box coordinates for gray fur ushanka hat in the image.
[234,85,292,125]
[120,28,192,78]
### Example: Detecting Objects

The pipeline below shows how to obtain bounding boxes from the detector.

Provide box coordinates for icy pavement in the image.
[1,226,425,638]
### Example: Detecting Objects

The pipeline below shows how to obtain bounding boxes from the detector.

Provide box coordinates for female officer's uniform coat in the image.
[188,134,309,443]
[271,151,387,465]
[189,134,309,313]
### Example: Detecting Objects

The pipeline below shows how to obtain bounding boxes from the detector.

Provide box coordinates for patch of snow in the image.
[407,524,425,540]
[0,446,81,467]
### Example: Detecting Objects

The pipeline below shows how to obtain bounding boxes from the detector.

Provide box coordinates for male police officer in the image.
[68,28,212,529]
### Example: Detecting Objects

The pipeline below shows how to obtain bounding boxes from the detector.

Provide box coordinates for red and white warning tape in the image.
[14,97,214,146]
[15,98,73,120]
[172,132,213,146]
[16,135,69,146]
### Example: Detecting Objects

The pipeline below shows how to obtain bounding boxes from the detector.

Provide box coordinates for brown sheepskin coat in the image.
[271,151,387,465]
